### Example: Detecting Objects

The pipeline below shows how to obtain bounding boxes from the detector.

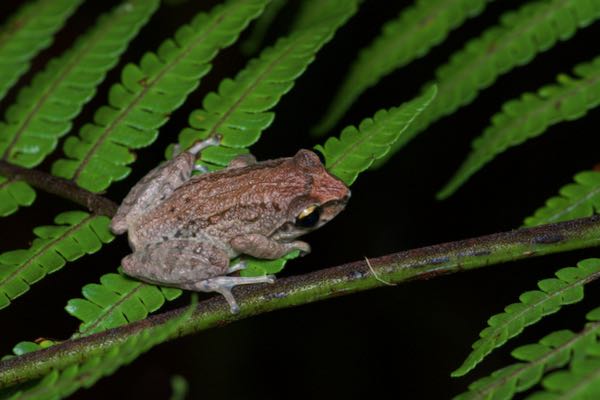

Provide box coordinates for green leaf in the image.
[0,0,160,169]
[313,0,494,135]
[524,170,600,227]
[455,295,600,400]
[291,0,357,31]
[439,55,600,199]
[0,211,113,310]
[0,176,35,217]
[454,327,595,400]
[175,0,359,168]
[315,85,437,186]
[51,0,270,192]
[0,0,83,102]
[240,250,300,277]
[375,0,600,170]
[527,355,600,399]
[169,375,189,400]
[9,297,196,400]
[453,258,600,377]
[241,0,287,55]
[66,270,182,336]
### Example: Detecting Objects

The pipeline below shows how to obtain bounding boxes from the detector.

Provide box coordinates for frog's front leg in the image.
[230,234,311,259]
[121,239,274,313]
[111,136,219,234]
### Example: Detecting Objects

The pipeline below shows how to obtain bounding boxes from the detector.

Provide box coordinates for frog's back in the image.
[134,157,311,243]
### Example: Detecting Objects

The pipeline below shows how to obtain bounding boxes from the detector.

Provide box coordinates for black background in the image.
[2,1,600,399]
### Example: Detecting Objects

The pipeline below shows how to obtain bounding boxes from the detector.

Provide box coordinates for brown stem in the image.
[2,215,600,388]
[0,160,117,217]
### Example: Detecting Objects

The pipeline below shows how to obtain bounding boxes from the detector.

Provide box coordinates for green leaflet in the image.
[315,85,437,186]
[374,0,600,170]
[0,176,35,217]
[240,251,299,277]
[175,0,359,168]
[1,340,57,361]
[0,0,83,102]
[524,170,600,227]
[66,271,182,336]
[0,211,113,310]
[51,0,270,193]
[241,0,287,55]
[0,0,160,169]
[439,55,600,199]
[454,325,598,400]
[8,297,196,400]
[169,375,189,400]
[291,0,357,32]
[528,324,600,399]
[453,258,600,378]
[313,0,494,135]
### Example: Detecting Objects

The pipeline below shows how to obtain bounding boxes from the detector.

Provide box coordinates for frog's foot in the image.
[171,135,221,159]
[193,164,210,174]
[195,275,275,314]
[187,135,221,156]
[227,260,247,274]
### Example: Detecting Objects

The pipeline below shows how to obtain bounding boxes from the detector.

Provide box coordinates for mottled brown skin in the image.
[111,144,350,313]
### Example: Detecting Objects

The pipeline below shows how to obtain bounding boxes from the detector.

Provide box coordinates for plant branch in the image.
[0,160,117,217]
[2,215,600,388]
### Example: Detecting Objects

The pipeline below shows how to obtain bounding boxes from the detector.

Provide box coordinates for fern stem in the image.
[2,215,600,388]
[0,160,117,216]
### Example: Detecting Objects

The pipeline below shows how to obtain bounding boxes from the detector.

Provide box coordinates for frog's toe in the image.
[293,241,311,256]
[195,275,275,314]
[227,260,247,274]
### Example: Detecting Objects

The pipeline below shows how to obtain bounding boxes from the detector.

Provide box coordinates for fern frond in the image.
[0,176,35,217]
[180,1,356,156]
[0,211,113,310]
[9,298,195,400]
[524,170,600,227]
[313,0,494,135]
[315,85,437,186]
[66,271,182,336]
[291,0,356,31]
[176,0,358,169]
[0,0,83,101]
[377,0,600,169]
[528,356,600,399]
[63,0,356,338]
[169,375,189,400]
[241,0,287,55]
[453,258,600,377]
[51,0,270,192]
[439,55,600,199]
[454,325,599,400]
[0,0,160,169]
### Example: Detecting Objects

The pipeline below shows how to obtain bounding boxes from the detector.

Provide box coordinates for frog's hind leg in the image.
[194,275,275,314]
[121,240,274,314]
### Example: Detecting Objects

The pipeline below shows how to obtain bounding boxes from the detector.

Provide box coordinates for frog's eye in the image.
[295,205,320,228]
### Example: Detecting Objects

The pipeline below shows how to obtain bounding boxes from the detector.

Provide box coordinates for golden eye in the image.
[295,205,320,228]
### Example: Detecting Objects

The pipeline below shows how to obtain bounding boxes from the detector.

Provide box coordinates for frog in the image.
[110,138,350,313]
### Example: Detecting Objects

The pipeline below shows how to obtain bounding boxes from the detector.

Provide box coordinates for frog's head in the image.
[273,149,350,241]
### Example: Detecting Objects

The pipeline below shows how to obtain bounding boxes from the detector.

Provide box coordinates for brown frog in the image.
[111,139,350,313]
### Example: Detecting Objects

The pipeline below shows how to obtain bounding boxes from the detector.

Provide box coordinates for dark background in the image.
[2,1,600,399]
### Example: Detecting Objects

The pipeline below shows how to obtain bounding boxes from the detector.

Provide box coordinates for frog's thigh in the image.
[230,234,310,259]
[121,240,230,285]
